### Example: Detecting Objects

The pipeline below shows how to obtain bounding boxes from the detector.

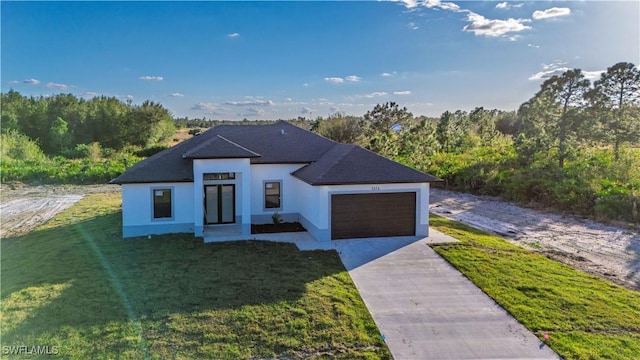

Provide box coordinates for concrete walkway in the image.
[335,230,559,360]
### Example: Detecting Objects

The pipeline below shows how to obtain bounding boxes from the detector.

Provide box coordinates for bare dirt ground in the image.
[430,188,640,291]
[0,183,119,239]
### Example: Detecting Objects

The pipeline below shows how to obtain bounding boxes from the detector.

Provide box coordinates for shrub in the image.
[0,130,47,162]
[134,145,169,158]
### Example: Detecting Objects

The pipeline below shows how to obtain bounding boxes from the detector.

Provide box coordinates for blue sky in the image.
[2,1,639,120]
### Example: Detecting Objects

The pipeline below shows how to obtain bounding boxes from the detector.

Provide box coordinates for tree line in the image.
[310,62,640,223]
[1,91,176,155]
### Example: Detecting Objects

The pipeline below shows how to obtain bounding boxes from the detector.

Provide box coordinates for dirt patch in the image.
[0,183,120,239]
[430,188,640,291]
[251,222,307,234]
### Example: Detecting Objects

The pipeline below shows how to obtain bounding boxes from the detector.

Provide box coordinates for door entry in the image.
[205,185,235,224]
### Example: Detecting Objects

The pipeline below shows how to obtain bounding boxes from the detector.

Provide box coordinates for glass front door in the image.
[205,185,235,224]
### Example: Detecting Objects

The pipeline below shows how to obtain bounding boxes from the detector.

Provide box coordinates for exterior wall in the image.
[121,182,194,238]
[249,164,307,224]
[290,176,327,242]
[121,161,431,242]
[193,159,252,236]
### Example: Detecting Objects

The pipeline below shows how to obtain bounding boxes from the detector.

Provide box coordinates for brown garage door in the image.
[331,192,416,240]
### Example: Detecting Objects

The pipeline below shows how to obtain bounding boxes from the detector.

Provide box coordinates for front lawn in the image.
[430,214,640,360]
[1,193,390,359]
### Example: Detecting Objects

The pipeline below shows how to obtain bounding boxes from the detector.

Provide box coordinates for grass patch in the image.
[429,214,640,359]
[1,193,390,359]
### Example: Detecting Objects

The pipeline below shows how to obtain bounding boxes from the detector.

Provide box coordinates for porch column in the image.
[241,168,251,236]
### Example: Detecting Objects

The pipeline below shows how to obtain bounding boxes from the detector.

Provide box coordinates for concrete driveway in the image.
[335,230,559,360]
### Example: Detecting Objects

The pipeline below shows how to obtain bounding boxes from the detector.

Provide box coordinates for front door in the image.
[205,185,235,224]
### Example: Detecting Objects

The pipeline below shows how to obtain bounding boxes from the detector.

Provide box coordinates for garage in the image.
[331,192,416,240]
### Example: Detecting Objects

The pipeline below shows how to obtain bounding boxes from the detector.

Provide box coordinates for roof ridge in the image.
[313,143,356,183]
[216,135,261,156]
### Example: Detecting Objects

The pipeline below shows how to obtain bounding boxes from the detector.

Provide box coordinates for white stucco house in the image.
[111,121,440,242]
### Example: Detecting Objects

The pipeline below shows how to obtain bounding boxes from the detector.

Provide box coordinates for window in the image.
[204,172,235,180]
[264,181,281,209]
[153,188,172,219]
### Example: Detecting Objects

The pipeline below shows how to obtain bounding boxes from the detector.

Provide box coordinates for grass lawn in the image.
[1,193,390,359]
[430,214,640,360]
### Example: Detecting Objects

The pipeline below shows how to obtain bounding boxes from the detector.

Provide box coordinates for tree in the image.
[531,69,591,167]
[435,110,469,153]
[588,62,640,160]
[360,102,414,156]
[49,116,71,154]
[469,107,500,145]
[313,113,362,144]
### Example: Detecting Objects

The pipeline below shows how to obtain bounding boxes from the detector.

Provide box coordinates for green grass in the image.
[1,194,390,359]
[429,214,640,360]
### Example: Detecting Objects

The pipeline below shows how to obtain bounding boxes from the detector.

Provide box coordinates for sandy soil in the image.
[0,184,119,239]
[430,188,640,291]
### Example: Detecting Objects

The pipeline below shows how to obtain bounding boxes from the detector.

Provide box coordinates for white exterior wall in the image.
[193,159,251,236]
[121,182,194,237]
[249,164,307,223]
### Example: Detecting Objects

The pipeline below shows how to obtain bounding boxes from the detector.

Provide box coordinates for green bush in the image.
[0,130,47,162]
[134,145,169,158]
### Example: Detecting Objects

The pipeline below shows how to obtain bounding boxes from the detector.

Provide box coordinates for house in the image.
[111,121,440,242]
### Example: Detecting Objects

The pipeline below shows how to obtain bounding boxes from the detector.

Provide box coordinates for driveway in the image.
[335,231,559,360]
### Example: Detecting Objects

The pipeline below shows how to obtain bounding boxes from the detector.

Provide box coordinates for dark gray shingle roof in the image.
[182,135,261,159]
[291,143,441,185]
[111,120,440,185]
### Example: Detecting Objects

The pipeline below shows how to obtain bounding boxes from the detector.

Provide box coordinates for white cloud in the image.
[528,61,572,81]
[23,78,40,85]
[496,2,524,10]
[408,22,419,30]
[303,83,310,87]
[81,92,99,97]
[361,91,388,98]
[423,0,463,12]
[239,107,267,117]
[324,77,345,84]
[116,94,134,100]
[528,62,603,81]
[583,70,604,81]
[139,75,163,81]
[532,7,571,20]
[169,92,184,97]
[284,97,293,102]
[400,0,419,9]
[301,107,314,115]
[192,102,217,111]
[345,75,362,82]
[46,82,70,90]
[9,80,19,84]
[463,12,531,37]
[224,100,274,106]
[407,1,532,38]
[393,91,412,95]
[227,32,240,38]
[528,43,540,49]
[543,61,567,70]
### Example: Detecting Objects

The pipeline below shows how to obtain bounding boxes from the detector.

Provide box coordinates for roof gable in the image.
[182,135,261,159]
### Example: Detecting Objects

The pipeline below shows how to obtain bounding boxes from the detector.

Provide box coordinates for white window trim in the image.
[263,180,283,211]
[150,186,174,221]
